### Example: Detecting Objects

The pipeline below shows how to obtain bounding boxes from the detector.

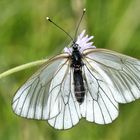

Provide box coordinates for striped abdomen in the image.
[73,69,85,104]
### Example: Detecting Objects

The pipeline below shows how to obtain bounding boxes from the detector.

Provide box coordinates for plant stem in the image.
[0,59,47,79]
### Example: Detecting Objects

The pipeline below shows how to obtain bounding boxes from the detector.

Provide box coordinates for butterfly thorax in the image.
[71,43,85,104]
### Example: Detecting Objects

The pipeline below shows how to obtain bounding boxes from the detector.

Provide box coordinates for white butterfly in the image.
[12,30,140,130]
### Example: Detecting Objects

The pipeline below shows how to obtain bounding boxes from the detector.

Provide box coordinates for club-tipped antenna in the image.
[46,17,74,42]
[74,8,86,41]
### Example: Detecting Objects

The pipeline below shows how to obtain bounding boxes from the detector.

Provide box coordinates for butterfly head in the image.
[72,42,79,51]
[64,30,96,54]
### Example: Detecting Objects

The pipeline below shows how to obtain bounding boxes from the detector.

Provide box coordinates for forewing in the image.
[48,68,81,130]
[83,48,140,103]
[80,64,118,124]
[12,53,71,120]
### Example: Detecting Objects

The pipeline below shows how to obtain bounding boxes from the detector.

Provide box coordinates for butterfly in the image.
[12,29,140,130]
[12,9,140,129]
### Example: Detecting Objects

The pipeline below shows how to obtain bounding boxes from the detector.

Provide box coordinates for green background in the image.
[0,0,140,140]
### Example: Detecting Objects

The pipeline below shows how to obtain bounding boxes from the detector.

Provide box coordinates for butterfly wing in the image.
[12,53,81,129]
[48,68,81,129]
[12,54,69,120]
[83,48,140,103]
[81,61,118,124]
[81,48,140,124]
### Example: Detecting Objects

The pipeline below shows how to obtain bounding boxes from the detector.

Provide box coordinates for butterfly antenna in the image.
[74,8,86,41]
[46,17,74,42]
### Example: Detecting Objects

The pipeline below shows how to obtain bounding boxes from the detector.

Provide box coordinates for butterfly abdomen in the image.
[71,47,85,104]
[73,69,85,103]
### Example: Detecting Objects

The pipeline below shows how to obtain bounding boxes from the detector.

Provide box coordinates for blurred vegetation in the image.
[0,0,140,140]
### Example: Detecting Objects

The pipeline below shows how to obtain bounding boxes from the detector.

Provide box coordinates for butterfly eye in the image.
[72,43,79,50]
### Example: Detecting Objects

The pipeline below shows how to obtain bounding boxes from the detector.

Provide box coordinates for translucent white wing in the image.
[12,54,70,120]
[80,64,119,124]
[48,68,81,129]
[12,53,81,129]
[83,48,140,104]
